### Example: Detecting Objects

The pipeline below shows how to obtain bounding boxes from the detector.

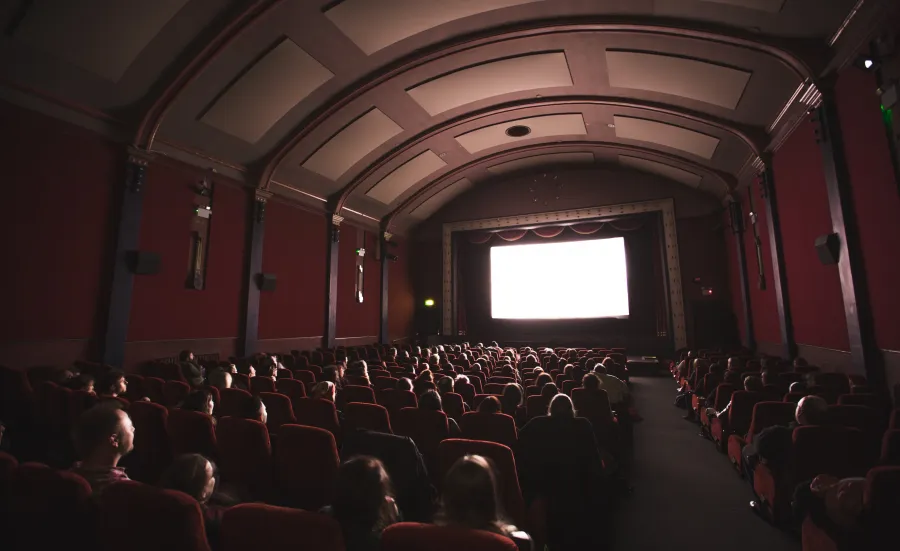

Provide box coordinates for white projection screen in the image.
[490,237,629,319]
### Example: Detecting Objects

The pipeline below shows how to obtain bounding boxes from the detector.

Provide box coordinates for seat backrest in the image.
[484,383,506,395]
[442,392,465,422]
[374,376,399,391]
[865,466,900,525]
[250,377,276,395]
[712,383,735,410]
[143,376,166,404]
[460,412,517,449]
[345,402,393,434]
[164,380,192,407]
[127,401,172,484]
[437,438,525,527]
[473,394,502,409]
[216,417,272,501]
[272,425,339,511]
[816,372,851,395]
[168,409,218,459]
[382,523,519,551]
[571,388,614,425]
[837,392,881,408]
[9,462,93,547]
[275,378,306,412]
[292,398,341,440]
[221,503,344,551]
[746,401,796,442]
[276,368,292,380]
[526,395,551,420]
[69,388,100,421]
[343,384,377,404]
[292,370,317,387]
[792,426,867,481]
[826,404,882,434]
[0,451,17,500]
[378,389,418,418]
[455,382,475,405]
[880,429,900,466]
[259,392,297,433]
[219,388,253,418]
[727,391,766,436]
[393,408,449,461]
[98,480,211,551]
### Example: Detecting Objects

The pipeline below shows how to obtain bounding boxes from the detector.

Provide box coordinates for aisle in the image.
[611,375,798,550]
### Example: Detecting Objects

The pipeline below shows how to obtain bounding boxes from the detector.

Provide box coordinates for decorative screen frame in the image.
[441,198,686,350]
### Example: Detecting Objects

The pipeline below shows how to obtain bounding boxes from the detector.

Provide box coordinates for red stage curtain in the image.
[532,226,565,238]
[570,222,605,235]
[496,229,528,242]
[466,232,492,244]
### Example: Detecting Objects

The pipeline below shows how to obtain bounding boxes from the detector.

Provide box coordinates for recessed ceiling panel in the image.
[700,0,785,12]
[302,109,403,181]
[487,152,595,175]
[619,155,702,188]
[14,0,188,82]
[410,178,474,219]
[366,150,447,204]
[606,51,751,110]
[202,39,333,144]
[613,116,720,160]
[408,52,572,116]
[456,114,587,154]
[325,0,545,55]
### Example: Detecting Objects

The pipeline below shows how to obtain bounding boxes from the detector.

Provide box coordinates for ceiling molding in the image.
[258,17,818,189]
[383,140,736,231]
[330,95,765,212]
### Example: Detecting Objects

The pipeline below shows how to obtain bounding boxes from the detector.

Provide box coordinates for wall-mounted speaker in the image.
[257,273,277,291]
[126,251,161,275]
[814,233,840,265]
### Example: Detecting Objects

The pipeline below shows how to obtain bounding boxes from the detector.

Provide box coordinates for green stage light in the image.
[424,298,435,307]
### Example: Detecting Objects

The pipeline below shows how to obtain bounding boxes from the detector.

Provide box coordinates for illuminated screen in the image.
[490,237,629,319]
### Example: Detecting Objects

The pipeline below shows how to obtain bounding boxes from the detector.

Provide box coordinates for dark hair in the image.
[437,376,454,394]
[439,455,509,534]
[98,370,125,395]
[549,394,575,418]
[397,378,413,391]
[478,396,501,414]
[501,384,523,414]
[65,373,95,392]
[743,376,764,392]
[73,404,127,457]
[540,383,558,400]
[244,396,265,420]
[418,390,443,412]
[179,350,194,362]
[535,373,552,389]
[332,456,397,544]
[160,453,217,504]
[723,370,742,386]
[582,373,600,391]
[182,389,213,413]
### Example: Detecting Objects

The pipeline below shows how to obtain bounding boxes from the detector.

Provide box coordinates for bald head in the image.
[796,395,827,426]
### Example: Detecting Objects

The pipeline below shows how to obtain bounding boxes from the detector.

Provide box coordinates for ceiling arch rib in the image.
[257,17,818,188]
[324,95,764,213]
[383,140,737,231]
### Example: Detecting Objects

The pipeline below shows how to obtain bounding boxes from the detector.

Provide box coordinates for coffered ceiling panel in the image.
[487,152,596,175]
[456,113,587,154]
[407,52,573,116]
[366,150,447,204]
[13,0,188,82]
[201,39,333,144]
[302,108,403,181]
[700,0,785,12]
[619,155,703,188]
[409,178,474,219]
[606,50,751,110]
[325,0,546,55]
[612,116,720,160]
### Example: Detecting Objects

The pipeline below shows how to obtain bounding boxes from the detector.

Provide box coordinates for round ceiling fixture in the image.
[505,125,532,137]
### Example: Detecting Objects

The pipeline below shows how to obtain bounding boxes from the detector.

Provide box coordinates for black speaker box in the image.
[257,273,277,291]
[814,233,840,265]
[126,251,161,275]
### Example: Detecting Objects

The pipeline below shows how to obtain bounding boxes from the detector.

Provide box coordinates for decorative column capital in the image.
[254,189,273,204]
[126,146,153,166]
[383,232,393,241]
[331,214,344,226]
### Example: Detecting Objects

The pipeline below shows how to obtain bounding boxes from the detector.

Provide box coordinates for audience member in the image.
[534,373,552,391]
[243,396,267,424]
[322,456,399,551]
[160,454,232,550]
[208,369,232,390]
[540,383,559,401]
[98,370,128,399]
[592,364,629,407]
[70,404,135,493]
[182,389,215,417]
[418,390,461,437]
[436,376,454,396]
[397,378,413,392]
[180,361,204,388]
[65,373,96,394]
[437,455,532,551]
[477,396,502,414]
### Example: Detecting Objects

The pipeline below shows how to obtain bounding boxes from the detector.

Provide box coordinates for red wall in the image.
[388,237,415,340]
[127,162,247,341]
[258,201,327,339]
[723,208,747,345]
[836,69,900,351]
[336,225,381,339]
[0,102,118,362]
[741,188,781,345]
[773,118,849,350]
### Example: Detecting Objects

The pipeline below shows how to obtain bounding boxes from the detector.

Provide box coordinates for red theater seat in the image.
[711,391,766,451]
[881,430,900,465]
[168,409,218,460]
[378,389,418,419]
[127,401,172,484]
[460,412,517,449]
[727,401,796,473]
[345,402,393,434]
[374,377,399,391]
[216,417,272,501]
[97,481,211,551]
[250,377,276,395]
[700,384,735,431]
[9,462,94,548]
[442,392,465,423]
[164,380,192,408]
[293,398,341,441]
[0,451,17,501]
[437,439,526,527]
[525,395,551,420]
[292,370,317,387]
[484,383,506,395]
[218,388,253,418]
[382,523,519,551]
[221,503,344,551]
[258,392,297,435]
[143,377,166,404]
[273,425,339,511]
[393,408,450,476]
[275,378,306,411]
[343,384,377,404]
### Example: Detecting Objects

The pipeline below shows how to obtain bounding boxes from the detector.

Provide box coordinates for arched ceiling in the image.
[0,0,882,232]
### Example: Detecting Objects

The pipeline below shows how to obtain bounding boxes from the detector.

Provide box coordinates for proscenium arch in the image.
[331,96,766,212]
[256,18,819,189]
[382,140,736,232]
[439,197,688,349]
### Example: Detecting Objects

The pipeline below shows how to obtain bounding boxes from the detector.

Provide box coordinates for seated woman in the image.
[436,455,532,551]
[321,456,399,551]
[501,384,526,427]
[181,389,216,426]
[160,453,234,550]
[477,395,502,414]
[418,390,461,437]
[312,381,345,423]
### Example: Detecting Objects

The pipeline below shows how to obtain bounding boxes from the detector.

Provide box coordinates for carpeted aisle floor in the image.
[611,375,799,551]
